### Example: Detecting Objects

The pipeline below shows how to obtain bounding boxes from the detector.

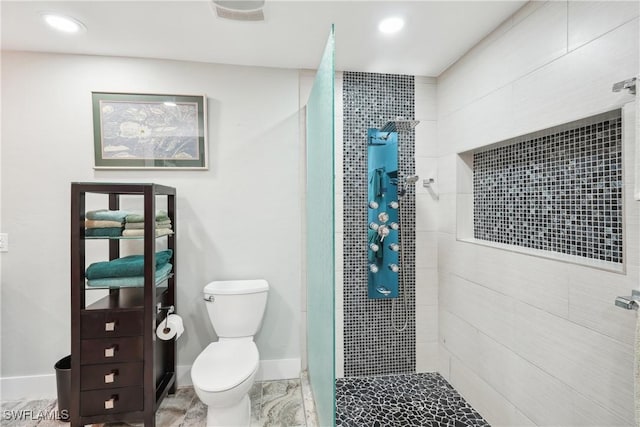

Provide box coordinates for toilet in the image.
[191,279,269,427]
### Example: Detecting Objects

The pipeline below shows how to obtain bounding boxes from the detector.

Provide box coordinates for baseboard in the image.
[1,374,57,401]
[255,358,301,382]
[1,358,302,401]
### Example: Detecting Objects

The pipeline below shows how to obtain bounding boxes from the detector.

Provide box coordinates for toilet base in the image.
[206,394,251,427]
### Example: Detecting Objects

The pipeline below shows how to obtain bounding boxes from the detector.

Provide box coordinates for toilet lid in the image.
[192,340,259,392]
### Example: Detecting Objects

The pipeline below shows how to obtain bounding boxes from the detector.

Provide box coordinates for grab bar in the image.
[614,290,640,310]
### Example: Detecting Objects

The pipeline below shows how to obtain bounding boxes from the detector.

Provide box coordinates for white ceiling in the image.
[1,1,526,77]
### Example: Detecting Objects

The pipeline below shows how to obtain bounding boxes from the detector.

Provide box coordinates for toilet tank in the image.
[203,279,269,338]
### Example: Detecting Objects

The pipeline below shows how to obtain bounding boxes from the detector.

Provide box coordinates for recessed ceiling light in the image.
[42,13,85,33]
[378,17,404,34]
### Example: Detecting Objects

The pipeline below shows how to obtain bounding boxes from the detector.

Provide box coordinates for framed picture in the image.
[92,92,207,169]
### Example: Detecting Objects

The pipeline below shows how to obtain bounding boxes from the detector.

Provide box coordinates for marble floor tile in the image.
[259,380,305,427]
[1,399,59,427]
[1,379,312,427]
[181,397,207,427]
[299,371,318,427]
[249,382,263,427]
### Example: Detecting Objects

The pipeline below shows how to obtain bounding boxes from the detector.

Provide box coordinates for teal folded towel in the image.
[86,210,130,221]
[86,250,173,280]
[126,210,169,223]
[86,263,173,288]
[85,227,123,237]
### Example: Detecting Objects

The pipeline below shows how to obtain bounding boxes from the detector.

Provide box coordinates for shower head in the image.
[398,175,420,198]
[380,119,420,133]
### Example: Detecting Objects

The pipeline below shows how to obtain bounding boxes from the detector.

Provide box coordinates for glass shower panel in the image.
[306,25,335,427]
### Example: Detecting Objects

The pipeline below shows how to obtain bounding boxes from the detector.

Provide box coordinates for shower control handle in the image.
[377,225,390,240]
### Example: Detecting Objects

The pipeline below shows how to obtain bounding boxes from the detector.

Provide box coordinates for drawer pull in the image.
[104,370,118,384]
[104,321,116,332]
[104,346,117,358]
[104,395,118,410]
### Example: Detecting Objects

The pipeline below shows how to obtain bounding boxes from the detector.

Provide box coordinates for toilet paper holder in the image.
[156,304,175,315]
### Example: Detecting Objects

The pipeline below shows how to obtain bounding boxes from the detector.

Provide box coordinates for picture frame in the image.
[92,92,207,169]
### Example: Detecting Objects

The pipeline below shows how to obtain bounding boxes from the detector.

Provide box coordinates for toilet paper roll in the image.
[156,314,184,340]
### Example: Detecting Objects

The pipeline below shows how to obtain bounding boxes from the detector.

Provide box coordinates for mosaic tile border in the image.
[336,373,490,426]
[342,71,416,377]
[473,109,623,263]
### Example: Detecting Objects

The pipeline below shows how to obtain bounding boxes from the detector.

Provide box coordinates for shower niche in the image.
[367,128,400,299]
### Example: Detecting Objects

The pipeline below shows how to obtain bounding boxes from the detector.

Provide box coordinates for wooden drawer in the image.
[80,386,143,416]
[81,311,143,338]
[80,337,143,365]
[80,362,143,390]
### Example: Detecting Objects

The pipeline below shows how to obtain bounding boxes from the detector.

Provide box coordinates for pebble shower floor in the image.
[336,373,489,427]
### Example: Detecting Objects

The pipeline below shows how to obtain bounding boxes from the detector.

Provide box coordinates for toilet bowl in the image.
[191,279,269,427]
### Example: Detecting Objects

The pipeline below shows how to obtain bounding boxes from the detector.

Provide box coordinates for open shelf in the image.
[84,287,169,311]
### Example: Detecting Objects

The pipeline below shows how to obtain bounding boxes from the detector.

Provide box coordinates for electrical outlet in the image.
[0,233,8,252]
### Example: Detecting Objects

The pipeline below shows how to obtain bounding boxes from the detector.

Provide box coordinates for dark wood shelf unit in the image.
[70,182,177,427]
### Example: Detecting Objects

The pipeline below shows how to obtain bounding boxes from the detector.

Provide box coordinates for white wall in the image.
[436,1,639,425]
[415,76,439,373]
[0,52,303,399]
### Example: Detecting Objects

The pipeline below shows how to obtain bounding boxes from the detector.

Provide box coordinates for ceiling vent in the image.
[212,1,265,21]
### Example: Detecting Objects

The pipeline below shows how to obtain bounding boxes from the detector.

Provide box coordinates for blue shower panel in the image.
[367,129,399,299]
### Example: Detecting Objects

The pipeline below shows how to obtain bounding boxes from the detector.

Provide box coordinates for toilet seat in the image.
[192,340,259,393]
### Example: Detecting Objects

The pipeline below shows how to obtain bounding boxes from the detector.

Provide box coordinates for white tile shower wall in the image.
[449,355,536,427]
[568,1,640,52]
[414,77,439,373]
[436,2,639,425]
